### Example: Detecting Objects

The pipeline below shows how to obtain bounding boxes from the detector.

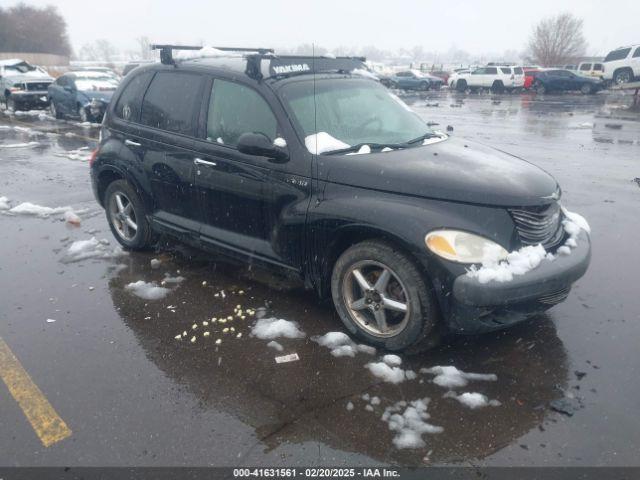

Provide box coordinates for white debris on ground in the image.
[0,196,10,210]
[382,354,402,367]
[266,340,284,351]
[250,317,305,340]
[150,258,161,269]
[62,237,125,263]
[366,361,408,384]
[420,366,497,389]
[443,391,501,409]
[382,399,443,449]
[162,273,185,284]
[8,201,74,218]
[346,401,354,411]
[64,210,81,225]
[312,331,376,358]
[304,132,350,154]
[0,141,40,149]
[466,207,590,284]
[125,280,171,300]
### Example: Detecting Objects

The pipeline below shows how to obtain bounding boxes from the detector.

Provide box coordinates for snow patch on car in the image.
[304,131,350,154]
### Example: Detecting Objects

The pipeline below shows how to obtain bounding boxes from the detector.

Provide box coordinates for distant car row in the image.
[0,59,118,122]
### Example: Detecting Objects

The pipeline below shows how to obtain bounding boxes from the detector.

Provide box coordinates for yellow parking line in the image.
[0,336,71,447]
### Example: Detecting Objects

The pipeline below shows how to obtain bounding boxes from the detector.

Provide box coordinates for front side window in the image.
[206,79,277,146]
[500,67,511,74]
[280,78,433,151]
[513,67,523,75]
[486,67,498,74]
[140,72,202,135]
[579,63,591,71]
[633,47,640,58]
[593,63,603,71]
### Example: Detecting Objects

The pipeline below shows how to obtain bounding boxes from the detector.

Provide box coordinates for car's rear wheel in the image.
[534,81,546,94]
[331,240,440,352]
[419,81,429,91]
[613,68,633,85]
[456,79,467,92]
[491,81,504,94]
[104,180,155,250]
[580,83,594,94]
[78,104,92,123]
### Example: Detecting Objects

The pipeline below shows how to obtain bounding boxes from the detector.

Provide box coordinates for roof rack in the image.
[151,44,275,65]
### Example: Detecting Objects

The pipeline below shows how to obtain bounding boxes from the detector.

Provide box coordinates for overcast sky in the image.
[17,0,640,56]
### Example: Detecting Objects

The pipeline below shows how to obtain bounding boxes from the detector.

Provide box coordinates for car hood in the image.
[77,90,114,102]
[318,137,559,207]
[7,73,53,83]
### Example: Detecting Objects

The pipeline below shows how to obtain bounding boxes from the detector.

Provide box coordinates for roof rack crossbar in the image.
[151,44,275,65]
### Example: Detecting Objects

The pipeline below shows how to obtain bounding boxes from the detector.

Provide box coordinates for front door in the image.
[193,78,287,266]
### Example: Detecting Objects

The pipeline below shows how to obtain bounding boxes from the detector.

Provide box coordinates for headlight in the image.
[425,230,508,264]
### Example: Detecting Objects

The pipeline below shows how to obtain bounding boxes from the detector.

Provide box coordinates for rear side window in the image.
[593,63,603,71]
[114,71,153,122]
[513,67,523,75]
[604,48,631,62]
[579,63,591,71]
[206,79,277,146]
[486,67,498,74]
[500,67,511,74]
[140,72,202,135]
[634,47,640,58]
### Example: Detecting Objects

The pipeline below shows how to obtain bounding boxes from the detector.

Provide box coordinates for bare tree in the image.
[528,13,586,66]
[0,4,71,56]
[135,36,152,60]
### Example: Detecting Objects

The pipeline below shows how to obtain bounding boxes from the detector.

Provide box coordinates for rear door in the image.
[136,71,205,231]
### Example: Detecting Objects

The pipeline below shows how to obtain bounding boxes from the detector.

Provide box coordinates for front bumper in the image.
[446,231,591,334]
[10,91,50,108]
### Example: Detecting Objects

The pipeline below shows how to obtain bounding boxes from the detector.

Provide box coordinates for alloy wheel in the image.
[108,192,138,241]
[341,260,410,337]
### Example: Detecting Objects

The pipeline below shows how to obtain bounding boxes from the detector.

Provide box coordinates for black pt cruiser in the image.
[90,46,591,352]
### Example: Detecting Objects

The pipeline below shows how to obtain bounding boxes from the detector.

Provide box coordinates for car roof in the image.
[0,58,31,67]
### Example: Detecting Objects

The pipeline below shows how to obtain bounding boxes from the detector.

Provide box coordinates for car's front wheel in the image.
[50,100,63,119]
[78,104,92,123]
[104,180,155,250]
[613,68,633,85]
[331,240,440,352]
[580,83,594,94]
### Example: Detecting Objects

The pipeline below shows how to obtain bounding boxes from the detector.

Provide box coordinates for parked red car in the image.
[523,67,541,90]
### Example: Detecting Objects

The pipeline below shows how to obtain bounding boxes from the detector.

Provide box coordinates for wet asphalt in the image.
[0,90,638,467]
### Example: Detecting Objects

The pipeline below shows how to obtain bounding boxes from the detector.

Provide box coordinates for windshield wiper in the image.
[323,142,404,155]
[403,132,441,145]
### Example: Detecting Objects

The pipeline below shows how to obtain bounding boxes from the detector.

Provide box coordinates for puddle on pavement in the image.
[105,245,570,465]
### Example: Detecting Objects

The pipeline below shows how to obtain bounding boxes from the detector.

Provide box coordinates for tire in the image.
[104,180,155,250]
[613,69,633,85]
[6,96,17,112]
[491,81,504,94]
[580,83,594,95]
[534,81,546,94]
[389,81,398,89]
[419,81,429,91]
[50,100,63,119]
[331,240,440,352]
[456,80,467,93]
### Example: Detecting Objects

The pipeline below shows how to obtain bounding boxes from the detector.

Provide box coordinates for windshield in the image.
[279,78,433,153]
[6,62,36,74]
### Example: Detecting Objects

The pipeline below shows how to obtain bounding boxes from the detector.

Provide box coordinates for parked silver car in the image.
[0,59,53,111]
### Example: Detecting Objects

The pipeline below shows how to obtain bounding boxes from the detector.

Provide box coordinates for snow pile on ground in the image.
[304,132,350,154]
[9,202,71,218]
[162,274,185,284]
[62,237,125,263]
[443,391,501,409]
[266,340,284,351]
[55,147,92,161]
[125,280,170,300]
[365,355,415,384]
[0,196,10,210]
[381,399,443,449]
[0,141,40,149]
[420,366,497,389]
[312,331,376,358]
[250,317,305,340]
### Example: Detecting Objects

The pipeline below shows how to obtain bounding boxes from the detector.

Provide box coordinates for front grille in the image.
[509,202,565,249]
[26,82,51,91]
[538,286,571,305]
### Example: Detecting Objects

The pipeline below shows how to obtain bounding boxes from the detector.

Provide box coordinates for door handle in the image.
[194,158,217,167]
[125,139,141,147]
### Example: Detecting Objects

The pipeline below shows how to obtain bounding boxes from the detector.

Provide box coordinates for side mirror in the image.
[63,85,74,92]
[237,133,289,163]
